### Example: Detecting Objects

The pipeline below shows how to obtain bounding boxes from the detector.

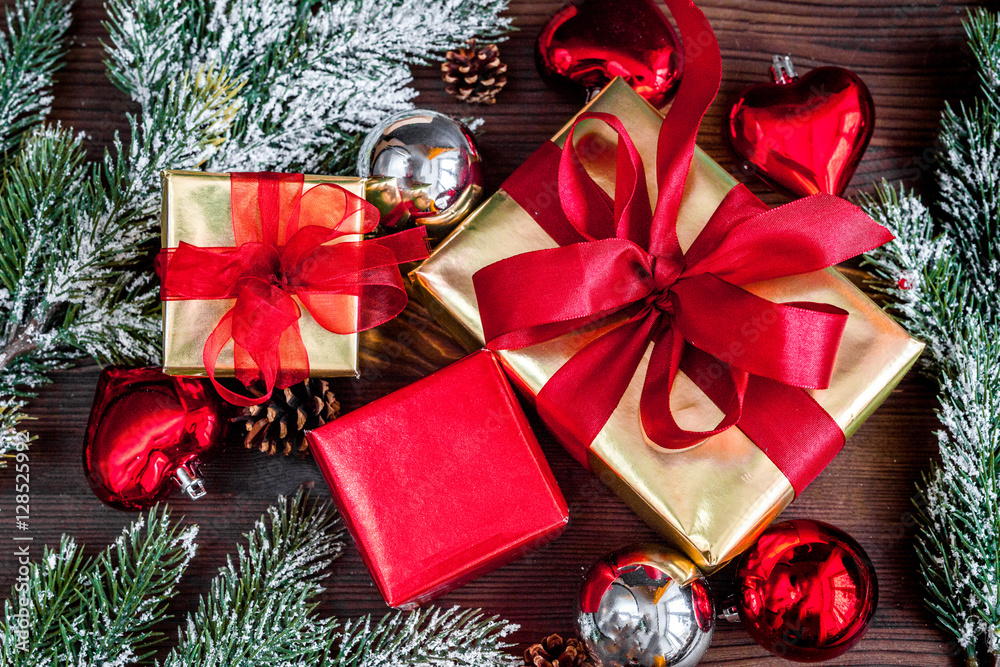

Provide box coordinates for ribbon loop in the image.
[640,335,749,448]
[158,173,429,406]
[671,273,848,389]
[559,112,653,248]
[475,238,657,350]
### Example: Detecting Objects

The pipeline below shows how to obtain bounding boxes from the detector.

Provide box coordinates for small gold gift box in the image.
[160,170,364,379]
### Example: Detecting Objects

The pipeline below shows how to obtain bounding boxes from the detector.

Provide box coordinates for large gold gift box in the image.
[411,79,924,573]
[161,170,363,378]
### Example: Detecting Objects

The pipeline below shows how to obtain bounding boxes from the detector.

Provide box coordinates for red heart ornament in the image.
[536,0,684,107]
[83,367,228,511]
[727,56,875,197]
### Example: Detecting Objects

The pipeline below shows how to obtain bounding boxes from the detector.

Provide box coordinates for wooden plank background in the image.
[0,0,985,664]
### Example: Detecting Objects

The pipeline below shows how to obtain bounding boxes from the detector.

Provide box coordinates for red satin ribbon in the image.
[157,172,429,406]
[472,0,893,494]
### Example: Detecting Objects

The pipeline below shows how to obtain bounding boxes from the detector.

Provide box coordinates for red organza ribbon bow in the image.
[472,0,893,493]
[157,172,429,406]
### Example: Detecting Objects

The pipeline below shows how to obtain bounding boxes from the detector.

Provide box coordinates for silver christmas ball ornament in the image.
[358,109,484,238]
[576,543,715,667]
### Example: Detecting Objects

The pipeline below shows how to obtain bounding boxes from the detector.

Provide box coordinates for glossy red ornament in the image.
[83,367,228,511]
[736,519,878,662]
[536,0,683,107]
[727,55,875,197]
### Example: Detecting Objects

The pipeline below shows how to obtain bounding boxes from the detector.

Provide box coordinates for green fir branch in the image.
[66,66,243,367]
[0,506,197,666]
[0,0,510,462]
[160,488,346,667]
[1,491,520,665]
[102,0,512,174]
[0,66,241,460]
[0,0,72,460]
[331,607,519,667]
[0,535,87,664]
[164,489,519,667]
[0,127,95,461]
[0,0,71,161]
[861,8,1000,663]
[63,506,200,665]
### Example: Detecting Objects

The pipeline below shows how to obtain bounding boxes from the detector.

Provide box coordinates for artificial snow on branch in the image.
[103,0,513,174]
[0,0,70,162]
[160,488,347,666]
[0,505,198,666]
[0,66,242,461]
[0,489,519,666]
[0,0,84,461]
[0,0,511,461]
[861,9,1000,664]
[332,607,520,667]
[165,489,519,667]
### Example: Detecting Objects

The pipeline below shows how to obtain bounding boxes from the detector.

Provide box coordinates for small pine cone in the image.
[441,39,508,104]
[231,379,340,457]
[522,635,594,667]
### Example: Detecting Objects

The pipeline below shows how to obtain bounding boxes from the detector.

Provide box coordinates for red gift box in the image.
[307,350,569,608]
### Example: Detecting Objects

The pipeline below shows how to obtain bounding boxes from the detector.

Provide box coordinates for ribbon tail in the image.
[647,0,723,256]
[738,375,844,495]
[639,327,748,449]
[274,323,309,389]
[537,315,658,468]
[225,280,303,405]
[203,310,272,407]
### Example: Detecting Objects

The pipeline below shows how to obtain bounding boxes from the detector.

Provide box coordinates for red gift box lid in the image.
[307,350,569,608]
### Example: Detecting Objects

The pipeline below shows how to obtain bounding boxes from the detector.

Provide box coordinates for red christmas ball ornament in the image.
[536,0,684,107]
[727,55,875,198]
[83,367,228,511]
[735,519,878,662]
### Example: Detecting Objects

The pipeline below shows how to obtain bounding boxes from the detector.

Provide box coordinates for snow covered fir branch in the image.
[0,0,73,462]
[160,487,347,666]
[0,489,518,666]
[861,9,1000,664]
[0,504,199,666]
[104,0,511,174]
[0,0,511,461]
[331,607,520,667]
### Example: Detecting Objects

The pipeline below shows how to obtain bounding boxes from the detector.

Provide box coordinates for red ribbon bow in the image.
[157,172,429,406]
[472,0,893,493]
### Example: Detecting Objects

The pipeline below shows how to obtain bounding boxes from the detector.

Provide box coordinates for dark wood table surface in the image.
[0,0,983,664]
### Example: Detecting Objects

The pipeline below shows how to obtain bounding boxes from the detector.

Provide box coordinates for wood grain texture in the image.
[0,0,981,664]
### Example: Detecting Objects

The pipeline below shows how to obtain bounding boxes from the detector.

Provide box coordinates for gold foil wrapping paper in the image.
[161,170,362,378]
[411,79,924,572]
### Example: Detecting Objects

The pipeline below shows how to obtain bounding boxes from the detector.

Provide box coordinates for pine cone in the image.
[232,379,340,457]
[441,39,508,104]
[522,635,594,667]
